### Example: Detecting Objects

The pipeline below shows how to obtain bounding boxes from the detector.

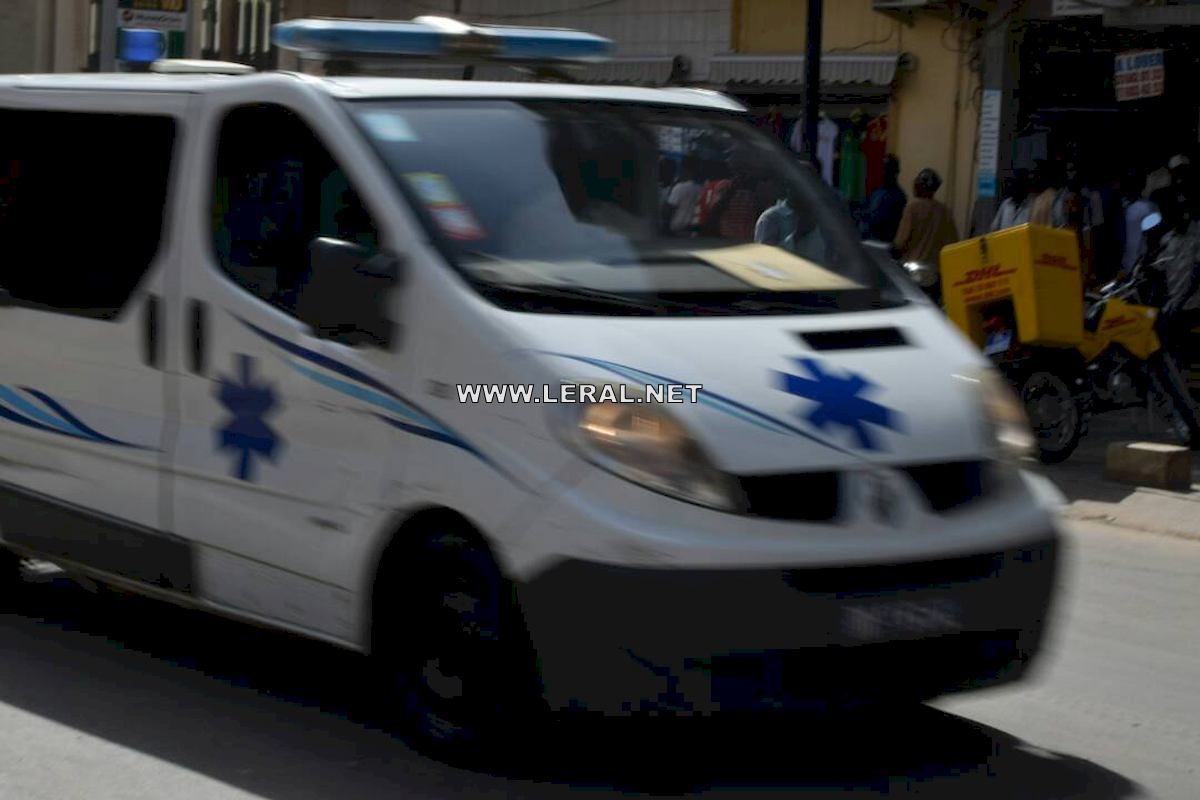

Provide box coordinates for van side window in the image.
[0,109,175,320]
[212,104,379,317]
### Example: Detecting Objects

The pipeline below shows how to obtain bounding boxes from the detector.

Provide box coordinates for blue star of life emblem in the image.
[214,354,282,481]
[775,357,901,451]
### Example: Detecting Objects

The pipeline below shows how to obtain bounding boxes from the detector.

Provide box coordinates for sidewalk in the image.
[1034,408,1200,541]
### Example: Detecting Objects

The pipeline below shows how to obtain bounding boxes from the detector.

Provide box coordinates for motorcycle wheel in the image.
[1149,353,1200,449]
[1019,367,1084,464]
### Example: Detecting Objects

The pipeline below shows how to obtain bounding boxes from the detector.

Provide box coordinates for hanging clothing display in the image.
[862,115,888,197]
[789,116,838,187]
[788,118,804,154]
[838,126,867,203]
[817,117,838,186]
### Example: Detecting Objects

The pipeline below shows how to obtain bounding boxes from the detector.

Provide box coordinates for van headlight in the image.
[557,390,740,511]
[960,368,1034,460]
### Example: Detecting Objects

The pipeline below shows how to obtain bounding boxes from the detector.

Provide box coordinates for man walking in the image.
[893,168,959,266]
[864,155,907,243]
[990,169,1032,232]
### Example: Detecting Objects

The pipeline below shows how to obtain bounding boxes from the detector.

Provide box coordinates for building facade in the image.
[8,0,1200,241]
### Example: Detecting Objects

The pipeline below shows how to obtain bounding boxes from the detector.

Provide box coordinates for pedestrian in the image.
[864,154,907,243]
[990,168,1032,232]
[693,159,731,233]
[1150,189,1200,365]
[658,157,676,206]
[1122,169,1158,274]
[663,156,702,235]
[893,167,959,266]
[1169,153,1192,206]
[703,150,764,240]
[753,178,796,247]
[1029,160,1062,227]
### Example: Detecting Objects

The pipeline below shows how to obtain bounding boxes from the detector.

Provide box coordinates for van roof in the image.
[0,70,745,112]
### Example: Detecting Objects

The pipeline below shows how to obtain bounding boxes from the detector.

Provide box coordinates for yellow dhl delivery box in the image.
[939,223,1083,349]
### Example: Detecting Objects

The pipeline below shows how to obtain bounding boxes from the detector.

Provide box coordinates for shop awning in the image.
[359,56,683,85]
[706,53,914,88]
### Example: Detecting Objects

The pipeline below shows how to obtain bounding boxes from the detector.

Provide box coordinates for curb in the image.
[1060,488,1200,543]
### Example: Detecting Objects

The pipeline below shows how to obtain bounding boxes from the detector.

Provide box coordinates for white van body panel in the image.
[0,71,1061,697]
[0,88,188,577]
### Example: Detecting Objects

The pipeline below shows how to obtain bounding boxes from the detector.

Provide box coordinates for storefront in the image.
[1014,13,1200,177]
[705,52,911,217]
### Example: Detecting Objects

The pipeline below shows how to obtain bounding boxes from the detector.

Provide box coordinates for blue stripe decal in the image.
[544,352,855,457]
[286,360,437,428]
[236,315,521,485]
[236,317,405,403]
[0,386,83,436]
[373,413,526,489]
[21,388,150,448]
[0,387,155,450]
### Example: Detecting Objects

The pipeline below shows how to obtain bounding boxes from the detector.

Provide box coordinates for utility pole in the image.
[803,0,823,166]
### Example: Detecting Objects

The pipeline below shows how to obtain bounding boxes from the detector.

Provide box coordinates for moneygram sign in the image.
[118,0,188,57]
[1115,49,1165,103]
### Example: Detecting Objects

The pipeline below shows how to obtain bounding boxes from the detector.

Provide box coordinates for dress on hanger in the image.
[838,124,866,203]
[862,115,888,196]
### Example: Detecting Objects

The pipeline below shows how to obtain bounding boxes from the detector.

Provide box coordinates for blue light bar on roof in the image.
[119,28,167,64]
[271,16,614,65]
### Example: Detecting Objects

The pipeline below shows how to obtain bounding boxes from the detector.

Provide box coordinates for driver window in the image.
[212,104,379,316]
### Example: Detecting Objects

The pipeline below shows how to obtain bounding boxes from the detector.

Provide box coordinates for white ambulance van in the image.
[0,17,1062,751]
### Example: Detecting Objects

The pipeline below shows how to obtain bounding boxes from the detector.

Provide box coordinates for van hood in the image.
[506,304,993,474]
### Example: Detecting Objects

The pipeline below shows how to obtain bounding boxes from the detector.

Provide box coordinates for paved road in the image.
[0,520,1196,800]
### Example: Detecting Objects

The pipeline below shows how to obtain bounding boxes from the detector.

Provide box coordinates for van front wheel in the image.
[0,548,23,604]
[376,527,543,761]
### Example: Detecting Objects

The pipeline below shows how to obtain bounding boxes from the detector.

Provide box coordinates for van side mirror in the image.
[297,237,402,348]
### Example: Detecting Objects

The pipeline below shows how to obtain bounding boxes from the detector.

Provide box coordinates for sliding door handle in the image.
[188,299,208,375]
[143,294,161,369]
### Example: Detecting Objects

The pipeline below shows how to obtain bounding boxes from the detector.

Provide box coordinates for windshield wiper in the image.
[471,278,707,314]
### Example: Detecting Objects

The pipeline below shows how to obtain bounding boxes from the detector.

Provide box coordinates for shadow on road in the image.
[0,575,1144,799]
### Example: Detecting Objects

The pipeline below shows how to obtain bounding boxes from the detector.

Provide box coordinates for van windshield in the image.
[350,99,906,316]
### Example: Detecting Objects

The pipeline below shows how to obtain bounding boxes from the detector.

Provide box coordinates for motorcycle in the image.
[976,213,1200,463]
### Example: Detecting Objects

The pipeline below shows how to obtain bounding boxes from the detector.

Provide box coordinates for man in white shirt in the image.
[663,157,702,235]
[990,170,1032,232]
[754,183,797,247]
[1122,171,1158,272]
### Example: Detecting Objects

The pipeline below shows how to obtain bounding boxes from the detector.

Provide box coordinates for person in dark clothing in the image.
[1147,188,1200,367]
[864,154,907,243]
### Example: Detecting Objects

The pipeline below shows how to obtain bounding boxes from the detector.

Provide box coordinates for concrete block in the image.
[1104,441,1193,491]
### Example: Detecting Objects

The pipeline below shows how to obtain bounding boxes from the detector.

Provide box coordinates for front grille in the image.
[902,461,987,512]
[735,461,990,522]
[738,471,840,522]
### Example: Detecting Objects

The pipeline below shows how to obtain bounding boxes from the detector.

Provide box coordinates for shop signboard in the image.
[976,89,1001,199]
[117,0,188,59]
[1114,49,1165,103]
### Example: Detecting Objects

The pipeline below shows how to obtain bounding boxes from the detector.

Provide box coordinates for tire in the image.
[374,525,544,764]
[1018,366,1084,464]
[1149,353,1200,449]
[0,547,24,604]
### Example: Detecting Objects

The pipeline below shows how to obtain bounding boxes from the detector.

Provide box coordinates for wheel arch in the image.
[360,504,495,655]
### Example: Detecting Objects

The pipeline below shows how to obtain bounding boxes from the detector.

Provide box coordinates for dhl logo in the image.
[1034,253,1076,271]
[952,264,1014,287]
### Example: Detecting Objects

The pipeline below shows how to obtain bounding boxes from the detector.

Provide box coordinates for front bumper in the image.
[516,533,1059,715]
